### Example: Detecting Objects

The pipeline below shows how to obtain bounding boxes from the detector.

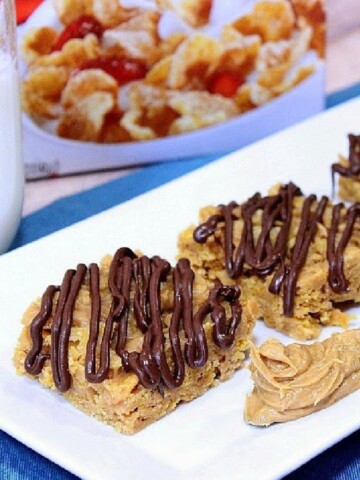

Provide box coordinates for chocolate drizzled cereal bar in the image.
[178,183,360,340]
[13,248,256,434]
[332,134,360,202]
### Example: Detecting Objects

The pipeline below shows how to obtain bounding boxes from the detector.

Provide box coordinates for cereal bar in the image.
[178,183,360,340]
[13,248,256,434]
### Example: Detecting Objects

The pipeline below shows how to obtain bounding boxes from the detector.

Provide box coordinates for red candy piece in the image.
[52,15,104,52]
[77,56,148,85]
[208,72,244,98]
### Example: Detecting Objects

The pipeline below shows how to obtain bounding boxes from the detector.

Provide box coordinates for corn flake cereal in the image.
[120,83,176,140]
[234,84,255,113]
[102,11,160,65]
[233,0,295,42]
[100,114,133,143]
[253,26,312,100]
[216,27,261,76]
[53,0,93,25]
[168,90,239,134]
[145,56,172,85]
[57,91,115,141]
[291,0,325,57]
[22,66,70,118]
[156,0,212,27]
[61,69,118,109]
[167,34,222,89]
[157,33,187,58]
[33,34,100,69]
[91,0,135,28]
[21,27,58,66]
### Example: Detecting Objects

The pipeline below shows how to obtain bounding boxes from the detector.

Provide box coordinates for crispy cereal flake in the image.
[53,0,94,25]
[21,27,58,66]
[57,91,115,141]
[61,69,118,108]
[233,0,295,42]
[32,34,100,69]
[22,66,70,118]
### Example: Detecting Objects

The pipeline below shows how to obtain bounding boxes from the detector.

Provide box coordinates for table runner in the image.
[2,84,360,480]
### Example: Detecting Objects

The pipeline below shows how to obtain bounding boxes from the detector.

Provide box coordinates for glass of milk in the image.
[0,0,24,253]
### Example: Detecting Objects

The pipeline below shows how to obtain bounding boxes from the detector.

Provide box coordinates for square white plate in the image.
[2,97,360,480]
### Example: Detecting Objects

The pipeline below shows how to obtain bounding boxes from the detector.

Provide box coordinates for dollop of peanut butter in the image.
[244,329,360,426]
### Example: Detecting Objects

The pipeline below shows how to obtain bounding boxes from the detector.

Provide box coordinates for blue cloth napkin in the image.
[3,82,360,480]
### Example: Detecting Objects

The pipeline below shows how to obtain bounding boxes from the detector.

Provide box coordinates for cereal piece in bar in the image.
[13,248,257,434]
[244,329,360,425]
[178,183,360,340]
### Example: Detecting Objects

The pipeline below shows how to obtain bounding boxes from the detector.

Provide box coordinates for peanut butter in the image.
[244,329,360,425]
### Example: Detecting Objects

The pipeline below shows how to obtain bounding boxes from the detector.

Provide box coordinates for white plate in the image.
[2,97,360,480]
[18,0,324,178]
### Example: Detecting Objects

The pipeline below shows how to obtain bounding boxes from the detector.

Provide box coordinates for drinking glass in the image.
[0,0,24,253]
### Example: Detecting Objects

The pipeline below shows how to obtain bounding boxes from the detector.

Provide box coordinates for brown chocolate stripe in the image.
[25,248,242,393]
[194,183,360,317]
[332,134,360,181]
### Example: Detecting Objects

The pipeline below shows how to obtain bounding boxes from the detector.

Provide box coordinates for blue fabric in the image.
[3,84,360,479]
[10,154,219,250]
[326,82,360,109]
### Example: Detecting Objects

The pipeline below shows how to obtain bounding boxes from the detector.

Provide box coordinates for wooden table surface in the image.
[24,0,360,216]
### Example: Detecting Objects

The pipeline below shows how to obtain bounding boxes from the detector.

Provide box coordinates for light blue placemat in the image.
[3,83,360,480]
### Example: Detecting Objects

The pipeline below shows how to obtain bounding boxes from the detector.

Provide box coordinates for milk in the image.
[0,53,24,253]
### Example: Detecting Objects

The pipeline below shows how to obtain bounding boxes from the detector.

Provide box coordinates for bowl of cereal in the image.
[19,0,325,178]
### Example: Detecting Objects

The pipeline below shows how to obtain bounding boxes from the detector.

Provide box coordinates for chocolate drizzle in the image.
[85,263,113,383]
[194,183,360,317]
[195,184,302,280]
[51,264,87,392]
[24,285,59,375]
[332,133,360,181]
[25,248,242,393]
[327,203,360,293]
[269,194,328,316]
